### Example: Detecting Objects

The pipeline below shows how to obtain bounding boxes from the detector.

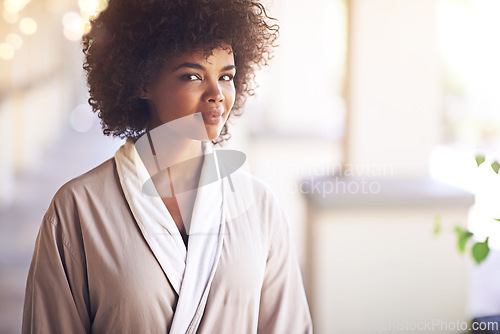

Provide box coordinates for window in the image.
[437,0,500,146]
[245,0,348,141]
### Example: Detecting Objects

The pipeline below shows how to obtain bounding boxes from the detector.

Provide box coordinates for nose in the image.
[204,80,224,103]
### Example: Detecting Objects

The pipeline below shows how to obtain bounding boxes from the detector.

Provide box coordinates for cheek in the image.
[225,86,236,109]
[154,88,192,110]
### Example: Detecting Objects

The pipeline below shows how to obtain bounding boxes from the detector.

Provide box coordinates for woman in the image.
[22,0,313,333]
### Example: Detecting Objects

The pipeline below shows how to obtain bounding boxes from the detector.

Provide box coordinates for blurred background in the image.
[1,0,500,333]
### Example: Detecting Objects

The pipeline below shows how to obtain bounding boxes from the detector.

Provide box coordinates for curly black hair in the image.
[82,0,279,145]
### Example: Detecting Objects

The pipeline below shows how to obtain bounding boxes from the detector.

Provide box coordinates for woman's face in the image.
[144,46,236,141]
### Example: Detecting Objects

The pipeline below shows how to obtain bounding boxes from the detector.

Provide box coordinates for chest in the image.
[80,192,269,331]
[163,198,186,232]
[162,194,197,245]
[210,208,269,299]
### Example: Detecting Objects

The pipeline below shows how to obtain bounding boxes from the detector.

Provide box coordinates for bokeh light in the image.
[19,17,37,35]
[78,0,108,16]
[3,0,31,14]
[62,0,108,41]
[0,42,14,60]
[62,11,84,41]
[6,33,22,50]
[2,9,19,23]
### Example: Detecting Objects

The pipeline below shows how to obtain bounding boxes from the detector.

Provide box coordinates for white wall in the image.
[346,0,442,176]
[311,207,470,334]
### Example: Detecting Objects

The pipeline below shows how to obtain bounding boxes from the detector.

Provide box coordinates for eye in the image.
[220,74,234,81]
[180,74,201,81]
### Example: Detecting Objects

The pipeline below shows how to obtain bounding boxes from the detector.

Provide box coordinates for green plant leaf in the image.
[494,218,500,222]
[492,161,500,174]
[454,226,473,254]
[471,237,490,264]
[433,215,441,235]
[475,155,486,167]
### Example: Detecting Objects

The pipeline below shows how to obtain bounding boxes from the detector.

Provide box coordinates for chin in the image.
[205,129,222,141]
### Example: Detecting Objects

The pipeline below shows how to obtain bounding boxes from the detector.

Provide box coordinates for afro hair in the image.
[82,0,279,144]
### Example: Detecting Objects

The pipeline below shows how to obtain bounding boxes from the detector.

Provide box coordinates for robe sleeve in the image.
[257,191,313,334]
[22,205,90,334]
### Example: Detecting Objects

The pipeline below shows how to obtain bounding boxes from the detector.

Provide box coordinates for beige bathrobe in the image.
[22,139,313,333]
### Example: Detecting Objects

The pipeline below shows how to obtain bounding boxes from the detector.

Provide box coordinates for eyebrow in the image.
[173,63,236,72]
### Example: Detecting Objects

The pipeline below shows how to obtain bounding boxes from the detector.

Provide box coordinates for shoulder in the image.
[213,145,277,203]
[225,168,289,233]
[66,157,116,185]
[54,157,117,199]
[226,169,296,260]
[230,168,282,206]
[35,159,119,265]
[45,158,119,223]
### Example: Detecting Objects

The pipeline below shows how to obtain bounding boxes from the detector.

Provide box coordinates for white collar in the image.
[115,137,226,334]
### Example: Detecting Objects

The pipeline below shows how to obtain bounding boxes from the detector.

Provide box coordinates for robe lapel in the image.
[114,139,187,294]
[169,144,226,334]
[114,139,226,334]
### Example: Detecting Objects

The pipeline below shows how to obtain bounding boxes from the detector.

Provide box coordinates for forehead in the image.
[168,46,235,68]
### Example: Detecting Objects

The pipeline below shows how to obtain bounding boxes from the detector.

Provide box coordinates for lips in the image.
[201,110,223,124]
[201,109,223,118]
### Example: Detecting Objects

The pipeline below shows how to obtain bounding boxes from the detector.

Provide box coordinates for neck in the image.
[144,123,205,193]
